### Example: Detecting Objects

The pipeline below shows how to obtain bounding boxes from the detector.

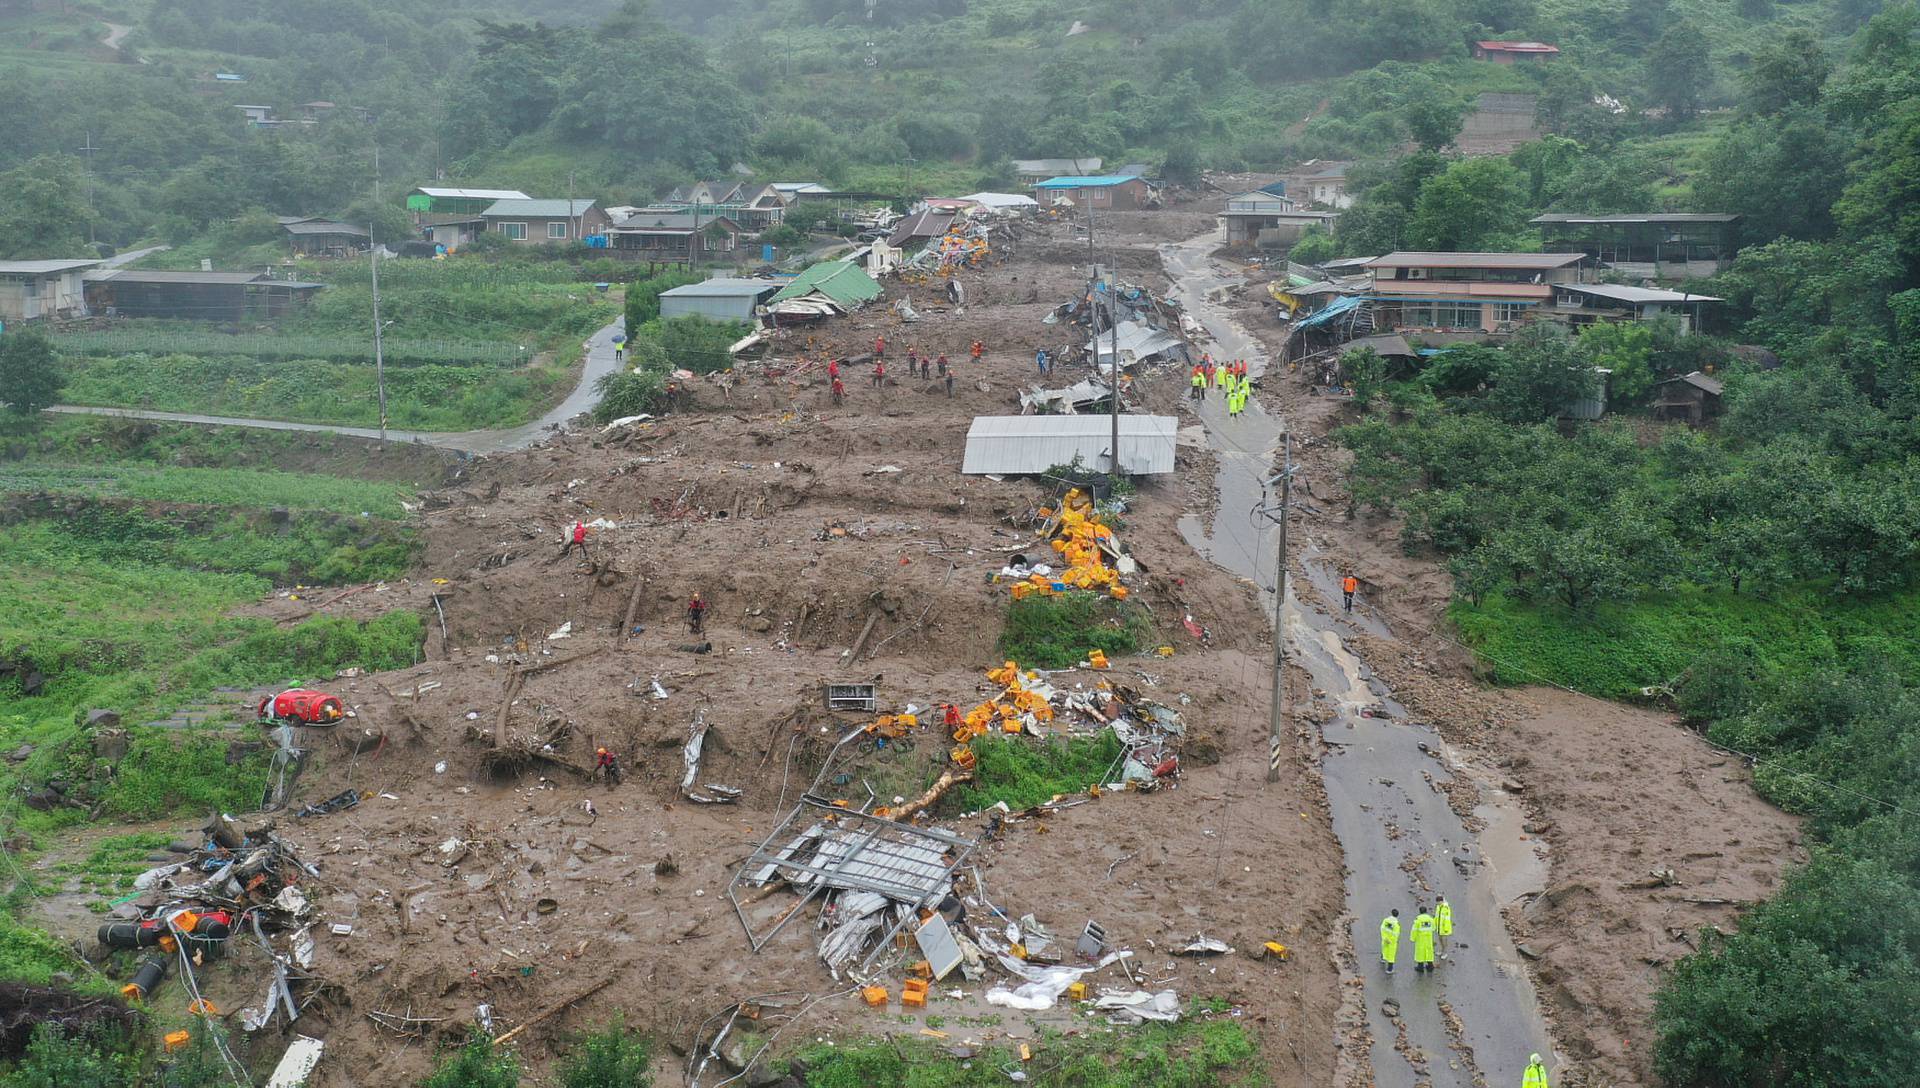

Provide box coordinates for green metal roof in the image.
[768,260,883,306]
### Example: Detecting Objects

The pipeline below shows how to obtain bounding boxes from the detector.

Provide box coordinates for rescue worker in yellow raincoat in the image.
[1436,896,1453,958]
[1523,1053,1550,1088]
[1379,910,1401,974]
[1411,907,1437,973]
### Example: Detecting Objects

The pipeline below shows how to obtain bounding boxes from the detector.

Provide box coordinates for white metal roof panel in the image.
[962,415,1177,476]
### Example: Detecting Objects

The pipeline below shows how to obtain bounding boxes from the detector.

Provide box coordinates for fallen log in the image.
[883,765,973,822]
[840,613,882,665]
[618,568,647,641]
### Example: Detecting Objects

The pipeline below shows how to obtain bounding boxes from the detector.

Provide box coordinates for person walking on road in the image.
[1342,573,1358,612]
[613,334,626,363]
[1523,1054,1550,1088]
[686,592,707,635]
[1436,896,1453,958]
[559,520,590,563]
[1379,910,1401,974]
[1411,907,1437,973]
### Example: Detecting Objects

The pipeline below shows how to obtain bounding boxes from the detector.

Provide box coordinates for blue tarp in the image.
[1293,295,1363,330]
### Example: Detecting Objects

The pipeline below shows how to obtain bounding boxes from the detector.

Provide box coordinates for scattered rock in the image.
[1381,998,1401,1017]
[1522,821,1552,835]
[92,729,131,764]
[84,709,121,728]
[5,744,33,762]
[1515,943,1542,960]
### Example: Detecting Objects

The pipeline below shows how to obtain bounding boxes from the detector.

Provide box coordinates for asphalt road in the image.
[1160,228,1555,1087]
[49,320,628,455]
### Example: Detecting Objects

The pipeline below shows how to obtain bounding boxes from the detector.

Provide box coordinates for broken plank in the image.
[490,977,617,1047]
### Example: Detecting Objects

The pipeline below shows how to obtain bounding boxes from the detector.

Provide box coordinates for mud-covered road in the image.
[1158,227,1555,1087]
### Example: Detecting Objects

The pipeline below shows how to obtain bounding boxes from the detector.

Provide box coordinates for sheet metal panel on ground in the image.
[960,415,1177,476]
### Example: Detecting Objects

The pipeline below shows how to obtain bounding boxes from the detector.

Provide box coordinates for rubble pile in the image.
[97,813,326,1038]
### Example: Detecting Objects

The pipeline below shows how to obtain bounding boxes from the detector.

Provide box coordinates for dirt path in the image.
[100,22,131,50]
[49,320,626,453]
[1158,226,1555,1087]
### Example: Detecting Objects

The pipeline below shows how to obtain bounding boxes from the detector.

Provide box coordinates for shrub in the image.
[557,1022,653,1088]
[999,592,1150,669]
[949,732,1123,813]
[7,1025,140,1088]
[592,368,665,423]
[422,1031,520,1088]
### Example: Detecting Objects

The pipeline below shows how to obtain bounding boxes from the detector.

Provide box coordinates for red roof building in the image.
[1472,40,1560,62]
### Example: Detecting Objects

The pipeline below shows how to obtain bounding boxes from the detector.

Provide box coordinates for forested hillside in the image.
[0,0,1908,255]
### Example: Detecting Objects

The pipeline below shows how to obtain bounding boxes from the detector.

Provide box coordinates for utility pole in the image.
[567,170,577,242]
[1264,433,1296,784]
[1109,260,1120,477]
[370,239,388,442]
[78,132,100,245]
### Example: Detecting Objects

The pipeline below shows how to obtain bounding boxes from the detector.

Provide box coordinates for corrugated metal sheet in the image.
[1088,321,1186,367]
[1367,251,1584,269]
[1033,175,1142,189]
[481,198,597,218]
[961,415,1177,476]
[768,261,883,306]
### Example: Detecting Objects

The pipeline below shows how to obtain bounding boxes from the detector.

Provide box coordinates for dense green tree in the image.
[1743,28,1832,114]
[1484,324,1598,423]
[1645,20,1711,121]
[1343,347,1387,408]
[1408,157,1528,250]
[1836,97,1920,285]
[1694,108,1850,245]
[0,333,64,417]
[5,1026,139,1088]
[0,155,94,257]
[1402,93,1469,152]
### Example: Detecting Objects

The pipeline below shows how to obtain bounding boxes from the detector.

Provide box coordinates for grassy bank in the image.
[1450,583,1920,699]
[60,353,570,431]
[797,1013,1261,1087]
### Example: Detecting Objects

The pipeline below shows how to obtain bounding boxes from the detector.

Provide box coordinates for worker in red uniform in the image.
[1342,573,1358,612]
[907,345,919,372]
[874,334,886,359]
[936,352,950,376]
[687,592,708,635]
[943,704,962,732]
[594,747,622,787]
[827,358,841,381]
[969,339,984,361]
[1203,358,1216,387]
[831,375,846,405]
[559,520,590,562]
[871,358,885,387]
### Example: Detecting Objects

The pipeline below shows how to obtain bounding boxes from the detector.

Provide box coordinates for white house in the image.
[0,259,103,321]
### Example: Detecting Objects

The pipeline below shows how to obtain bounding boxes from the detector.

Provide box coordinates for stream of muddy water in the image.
[1159,228,1554,1087]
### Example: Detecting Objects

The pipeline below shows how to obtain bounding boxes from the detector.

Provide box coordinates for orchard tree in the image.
[1408,157,1528,250]
[1483,324,1598,424]
[0,332,64,417]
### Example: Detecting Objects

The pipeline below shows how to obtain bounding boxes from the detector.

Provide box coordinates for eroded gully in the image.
[1158,228,1554,1087]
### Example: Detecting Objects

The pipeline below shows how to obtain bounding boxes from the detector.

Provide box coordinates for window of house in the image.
[1491,302,1528,324]
[547,222,568,239]
[1399,304,1435,327]
[501,222,527,241]
[1435,302,1483,328]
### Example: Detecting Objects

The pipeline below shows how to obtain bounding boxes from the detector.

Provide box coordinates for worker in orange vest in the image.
[970,339,984,361]
[1343,573,1357,612]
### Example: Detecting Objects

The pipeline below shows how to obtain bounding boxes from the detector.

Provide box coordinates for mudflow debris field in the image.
[32,199,1796,1088]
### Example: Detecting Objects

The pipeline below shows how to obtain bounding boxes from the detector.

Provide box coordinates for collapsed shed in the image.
[765,260,885,322]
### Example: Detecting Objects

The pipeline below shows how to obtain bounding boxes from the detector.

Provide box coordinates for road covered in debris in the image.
[1158,227,1555,1087]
